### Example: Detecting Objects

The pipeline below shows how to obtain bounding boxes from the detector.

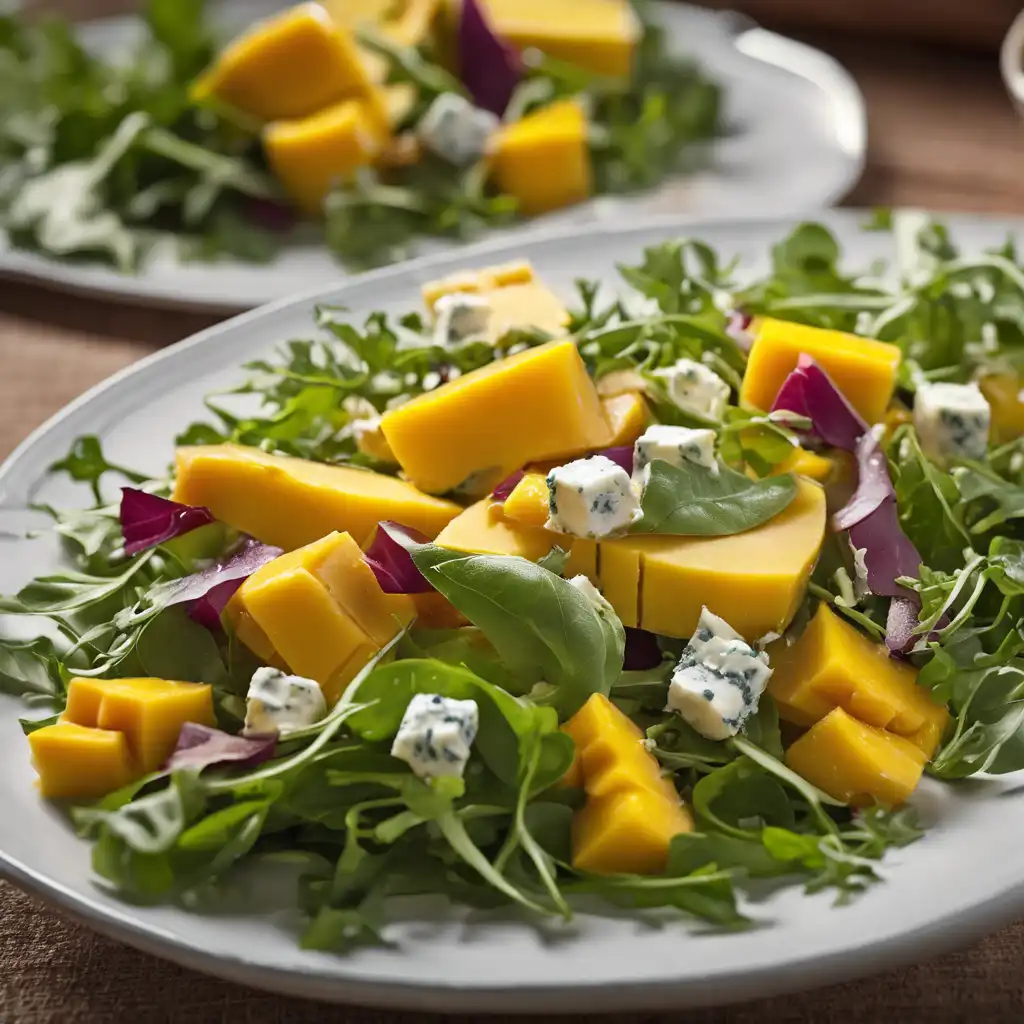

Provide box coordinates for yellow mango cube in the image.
[768,446,835,483]
[979,373,1024,444]
[191,3,379,123]
[422,260,536,309]
[380,340,612,495]
[741,318,901,425]
[434,498,560,562]
[785,707,927,807]
[564,536,598,579]
[64,677,215,774]
[768,603,949,758]
[501,472,550,528]
[264,99,383,216]
[326,0,439,47]
[597,542,641,628]
[229,532,414,704]
[490,100,592,217]
[172,444,460,551]
[602,392,648,447]
[459,0,640,77]
[29,723,137,801]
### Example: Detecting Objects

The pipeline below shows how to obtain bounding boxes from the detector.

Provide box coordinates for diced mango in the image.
[785,707,927,807]
[596,369,650,399]
[768,603,949,758]
[490,100,592,217]
[462,0,640,77]
[191,3,380,123]
[979,373,1024,444]
[564,536,598,579]
[411,591,468,629]
[597,542,640,628]
[229,532,414,704]
[29,723,137,801]
[264,99,383,216]
[172,444,460,551]
[602,392,648,447]
[434,498,560,562]
[422,260,536,309]
[741,318,901,426]
[501,472,551,528]
[769,446,834,483]
[380,340,611,495]
[64,677,215,774]
[326,0,440,48]
[564,694,692,875]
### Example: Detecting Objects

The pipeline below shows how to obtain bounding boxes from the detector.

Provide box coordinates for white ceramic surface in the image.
[1001,8,1024,119]
[0,1,865,312]
[4,211,1020,1014]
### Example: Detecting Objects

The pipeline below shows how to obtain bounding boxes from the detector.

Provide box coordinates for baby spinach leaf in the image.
[632,460,797,536]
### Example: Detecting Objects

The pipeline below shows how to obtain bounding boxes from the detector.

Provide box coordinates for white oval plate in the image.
[0,1,865,312]
[2,210,1016,1014]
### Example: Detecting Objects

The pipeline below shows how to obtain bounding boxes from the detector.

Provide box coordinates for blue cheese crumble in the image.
[545,455,642,539]
[913,381,990,465]
[567,574,617,620]
[665,608,773,741]
[416,93,499,166]
[243,667,326,737]
[391,693,479,780]
[633,424,718,486]
[652,358,731,420]
[433,292,493,346]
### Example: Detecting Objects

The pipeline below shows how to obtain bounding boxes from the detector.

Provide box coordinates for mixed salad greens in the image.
[4,211,1024,950]
[0,0,721,273]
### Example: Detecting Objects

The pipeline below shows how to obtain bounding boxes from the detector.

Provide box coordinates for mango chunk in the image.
[490,100,592,216]
[380,340,611,495]
[423,261,570,343]
[501,472,550,528]
[264,99,383,216]
[565,694,692,875]
[192,3,379,123]
[172,444,460,551]
[979,373,1024,444]
[768,603,949,758]
[29,723,137,801]
[326,0,439,47]
[785,707,927,807]
[229,532,414,704]
[465,0,640,77]
[64,677,215,774]
[597,541,640,628]
[564,536,598,579]
[741,318,901,426]
[769,446,834,483]
[602,392,648,447]
[435,498,560,562]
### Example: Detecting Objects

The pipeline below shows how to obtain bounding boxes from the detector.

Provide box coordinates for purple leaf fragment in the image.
[458,0,522,116]
[120,487,215,556]
[770,354,867,452]
[364,521,433,594]
[164,722,276,772]
[624,627,664,670]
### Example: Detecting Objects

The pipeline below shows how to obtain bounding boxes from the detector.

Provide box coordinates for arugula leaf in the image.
[632,460,797,536]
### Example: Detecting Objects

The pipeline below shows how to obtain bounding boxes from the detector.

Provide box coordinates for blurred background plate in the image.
[0,0,865,312]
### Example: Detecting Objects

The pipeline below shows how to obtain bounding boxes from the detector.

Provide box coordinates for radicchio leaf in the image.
[726,311,755,351]
[832,428,895,531]
[770,354,867,452]
[885,595,920,655]
[598,446,636,476]
[164,722,276,772]
[120,487,215,556]
[364,521,433,594]
[847,500,922,599]
[624,627,663,670]
[458,0,522,116]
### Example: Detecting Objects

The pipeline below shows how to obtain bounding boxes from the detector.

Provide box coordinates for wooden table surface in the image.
[4,19,1024,1024]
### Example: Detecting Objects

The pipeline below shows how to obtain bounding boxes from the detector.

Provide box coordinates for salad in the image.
[3,212,1023,949]
[0,0,720,272]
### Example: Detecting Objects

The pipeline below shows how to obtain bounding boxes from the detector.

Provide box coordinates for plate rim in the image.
[5,207,1024,1012]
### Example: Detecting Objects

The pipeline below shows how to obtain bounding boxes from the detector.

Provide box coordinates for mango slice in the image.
[229,531,415,704]
[785,707,927,807]
[460,0,640,77]
[422,260,536,309]
[435,498,560,562]
[172,444,461,551]
[264,98,383,216]
[191,3,379,123]
[601,392,648,447]
[380,339,611,495]
[768,603,949,758]
[64,677,215,774]
[490,100,592,217]
[564,694,692,875]
[29,723,137,801]
[741,318,901,426]
[768,446,834,483]
[979,373,1024,444]
[501,472,550,528]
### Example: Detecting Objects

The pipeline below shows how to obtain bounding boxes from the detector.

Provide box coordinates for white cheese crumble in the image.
[633,424,718,486]
[243,667,327,737]
[567,574,617,620]
[652,358,731,420]
[914,381,990,465]
[391,692,479,780]
[545,455,642,539]
[850,540,871,600]
[416,93,500,166]
[665,608,772,741]
[433,292,493,345]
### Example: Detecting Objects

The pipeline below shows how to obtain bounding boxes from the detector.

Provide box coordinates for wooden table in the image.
[4,24,1024,1024]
